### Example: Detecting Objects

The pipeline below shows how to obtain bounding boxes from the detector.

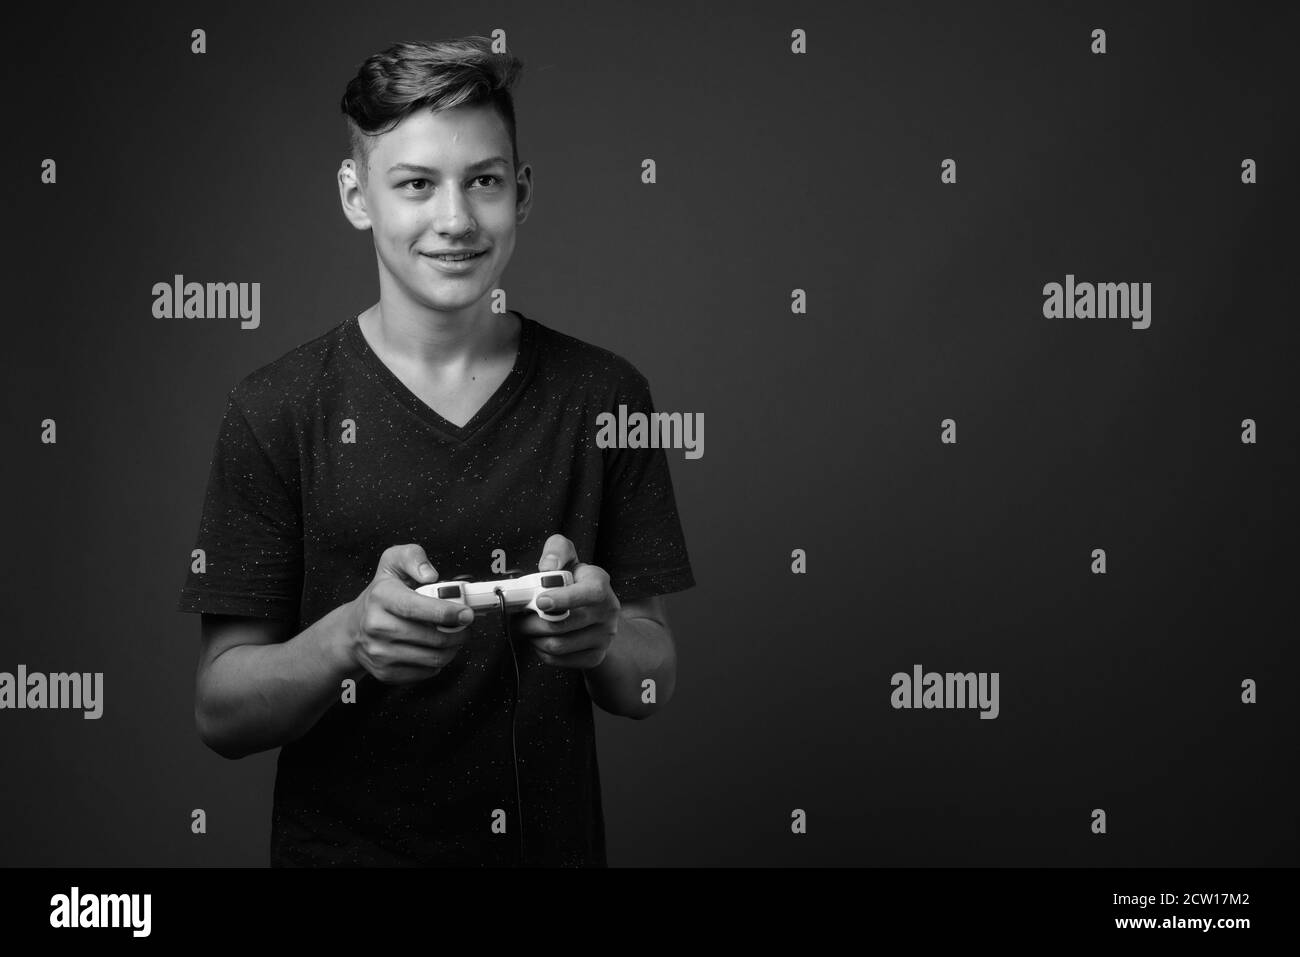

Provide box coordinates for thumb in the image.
[377,543,439,587]
[538,533,577,572]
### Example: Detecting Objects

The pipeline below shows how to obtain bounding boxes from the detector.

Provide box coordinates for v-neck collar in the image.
[343,309,538,445]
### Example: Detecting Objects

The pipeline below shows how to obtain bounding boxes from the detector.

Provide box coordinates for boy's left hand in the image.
[511,533,621,669]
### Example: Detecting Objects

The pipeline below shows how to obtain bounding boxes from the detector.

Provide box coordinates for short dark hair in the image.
[340,36,523,186]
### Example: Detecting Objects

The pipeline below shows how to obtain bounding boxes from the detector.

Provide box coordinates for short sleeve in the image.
[594,369,696,603]
[175,390,304,621]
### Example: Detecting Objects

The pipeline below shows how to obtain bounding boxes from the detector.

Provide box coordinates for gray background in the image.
[2,0,1296,866]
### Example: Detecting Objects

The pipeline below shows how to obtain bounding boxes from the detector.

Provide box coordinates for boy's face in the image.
[339,104,532,317]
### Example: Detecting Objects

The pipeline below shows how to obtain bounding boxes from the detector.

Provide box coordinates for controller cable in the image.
[494,587,526,866]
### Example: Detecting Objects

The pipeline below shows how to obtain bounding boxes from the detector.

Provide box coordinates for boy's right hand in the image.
[344,544,474,684]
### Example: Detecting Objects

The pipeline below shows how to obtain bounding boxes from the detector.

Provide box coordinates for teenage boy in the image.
[177,36,695,866]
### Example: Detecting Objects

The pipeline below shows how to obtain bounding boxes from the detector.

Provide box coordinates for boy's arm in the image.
[584,596,677,719]
[195,604,365,759]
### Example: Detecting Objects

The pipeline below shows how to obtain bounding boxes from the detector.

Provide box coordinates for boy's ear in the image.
[338,159,372,231]
[514,163,534,225]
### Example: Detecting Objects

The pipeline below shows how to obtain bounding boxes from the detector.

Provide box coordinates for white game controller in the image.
[416,570,574,633]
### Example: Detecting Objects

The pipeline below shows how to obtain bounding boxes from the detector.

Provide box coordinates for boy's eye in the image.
[402,175,501,192]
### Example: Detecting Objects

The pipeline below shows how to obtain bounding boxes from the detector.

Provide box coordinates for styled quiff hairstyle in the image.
[340,36,523,187]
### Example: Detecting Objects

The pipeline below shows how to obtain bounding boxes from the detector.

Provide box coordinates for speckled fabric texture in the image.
[176,310,695,865]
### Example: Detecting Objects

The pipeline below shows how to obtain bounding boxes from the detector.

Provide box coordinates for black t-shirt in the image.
[176,310,695,866]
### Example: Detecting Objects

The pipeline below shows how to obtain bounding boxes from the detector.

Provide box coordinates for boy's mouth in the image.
[424,249,488,262]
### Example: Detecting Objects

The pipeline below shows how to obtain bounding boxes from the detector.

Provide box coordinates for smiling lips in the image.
[426,249,487,261]
[422,248,488,274]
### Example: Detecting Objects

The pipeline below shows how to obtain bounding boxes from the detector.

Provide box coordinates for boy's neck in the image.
[360,301,516,372]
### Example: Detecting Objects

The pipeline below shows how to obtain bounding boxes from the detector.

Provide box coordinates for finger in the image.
[532,646,607,670]
[538,534,578,572]
[390,623,469,651]
[528,623,608,657]
[510,604,595,637]
[376,543,440,588]
[385,641,462,670]
[532,563,610,614]
[355,641,455,678]
[375,580,473,630]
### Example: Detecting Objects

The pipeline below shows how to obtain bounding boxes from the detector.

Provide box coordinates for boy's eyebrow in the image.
[387,157,509,175]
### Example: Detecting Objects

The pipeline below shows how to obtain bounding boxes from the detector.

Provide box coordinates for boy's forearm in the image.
[584,611,676,719]
[198,602,366,759]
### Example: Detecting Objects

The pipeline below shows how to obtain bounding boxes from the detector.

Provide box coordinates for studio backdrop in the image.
[2,0,1296,866]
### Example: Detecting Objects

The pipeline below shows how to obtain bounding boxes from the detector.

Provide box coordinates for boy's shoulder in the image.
[532,316,651,393]
[223,318,348,423]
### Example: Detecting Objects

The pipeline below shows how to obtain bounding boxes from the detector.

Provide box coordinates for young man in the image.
[176,37,695,866]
